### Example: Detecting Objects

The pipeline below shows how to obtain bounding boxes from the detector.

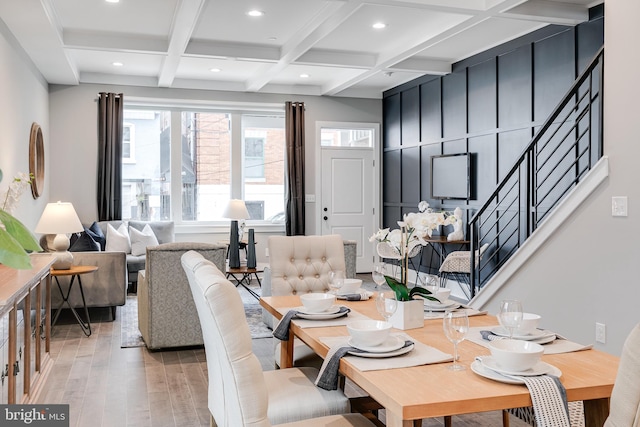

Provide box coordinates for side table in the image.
[50,265,97,337]
[226,263,267,300]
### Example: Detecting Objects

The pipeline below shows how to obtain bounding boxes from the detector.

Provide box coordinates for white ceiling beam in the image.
[322,0,529,95]
[295,49,376,69]
[64,30,168,53]
[244,0,361,92]
[500,0,588,26]
[389,57,451,75]
[186,40,280,62]
[157,0,207,87]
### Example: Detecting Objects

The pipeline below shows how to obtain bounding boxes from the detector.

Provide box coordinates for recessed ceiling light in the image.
[247,10,264,17]
[105,0,120,3]
[300,73,310,78]
[372,22,386,29]
[112,62,123,67]
[210,68,221,73]
[268,37,277,41]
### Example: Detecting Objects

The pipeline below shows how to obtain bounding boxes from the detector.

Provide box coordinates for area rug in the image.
[121,295,272,348]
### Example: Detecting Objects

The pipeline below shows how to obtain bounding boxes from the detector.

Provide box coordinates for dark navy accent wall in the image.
[381,15,603,274]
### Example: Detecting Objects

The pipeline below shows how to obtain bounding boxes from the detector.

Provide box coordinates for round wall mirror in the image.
[29,122,45,199]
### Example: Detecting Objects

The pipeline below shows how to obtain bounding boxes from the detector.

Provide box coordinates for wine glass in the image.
[498,299,523,340]
[372,263,386,288]
[424,275,440,318]
[443,310,469,371]
[328,270,345,295]
[375,287,397,322]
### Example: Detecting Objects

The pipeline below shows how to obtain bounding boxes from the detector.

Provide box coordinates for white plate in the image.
[295,305,341,315]
[348,342,414,358]
[295,308,348,320]
[531,334,557,345]
[481,357,555,376]
[471,359,562,384]
[490,326,552,341]
[423,298,458,308]
[348,335,404,353]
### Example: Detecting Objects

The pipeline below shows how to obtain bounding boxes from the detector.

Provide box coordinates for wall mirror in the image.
[29,122,45,199]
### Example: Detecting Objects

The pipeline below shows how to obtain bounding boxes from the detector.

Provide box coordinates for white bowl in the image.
[489,339,544,372]
[347,320,392,347]
[515,313,541,335]
[300,293,336,313]
[433,288,451,303]
[338,278,362,295]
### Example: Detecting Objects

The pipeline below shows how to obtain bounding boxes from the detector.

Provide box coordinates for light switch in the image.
[612,196,628,217]
[305,194,316,203]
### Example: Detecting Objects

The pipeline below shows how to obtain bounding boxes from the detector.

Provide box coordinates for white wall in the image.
[47,84,381,263]
[0,20,49,230]
[479,1,640,356]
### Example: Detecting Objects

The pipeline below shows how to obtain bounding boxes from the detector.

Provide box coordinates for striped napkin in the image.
[509,374,571,427]
[272,307,350,340]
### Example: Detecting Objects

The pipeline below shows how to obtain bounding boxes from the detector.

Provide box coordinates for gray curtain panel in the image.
[285,101,305,236]
[97,92,123,221]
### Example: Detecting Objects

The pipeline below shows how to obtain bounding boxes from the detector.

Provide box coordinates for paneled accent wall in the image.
[382,12,603,275]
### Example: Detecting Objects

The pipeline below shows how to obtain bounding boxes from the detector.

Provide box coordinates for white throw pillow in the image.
[130,224,159,256]
[105,223,131,254]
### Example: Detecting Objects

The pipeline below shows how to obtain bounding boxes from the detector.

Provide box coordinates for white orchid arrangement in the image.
[369,201,457,301]
[0,169,42,269]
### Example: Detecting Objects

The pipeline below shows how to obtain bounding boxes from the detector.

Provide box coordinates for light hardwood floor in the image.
[36,288,529,427]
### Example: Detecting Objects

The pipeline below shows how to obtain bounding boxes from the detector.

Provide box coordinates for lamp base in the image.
[228,220,241,268]
[50,233,73,270]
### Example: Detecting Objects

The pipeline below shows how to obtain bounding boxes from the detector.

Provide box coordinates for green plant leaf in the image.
[384,275,410,301]
[409,287,439,302]
[0,210,42,252]
[0,227,33,269]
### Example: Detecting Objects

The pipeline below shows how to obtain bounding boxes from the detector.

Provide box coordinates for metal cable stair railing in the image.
[467,47,604,298]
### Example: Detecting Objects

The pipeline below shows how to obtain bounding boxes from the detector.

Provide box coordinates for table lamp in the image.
[223,199,250,268]
[35,201,83,270]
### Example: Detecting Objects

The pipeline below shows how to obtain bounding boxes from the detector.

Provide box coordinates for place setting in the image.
[467,299,592,354]
[419,283,487,319]
[331,273,373,301]
[466,300,572,426]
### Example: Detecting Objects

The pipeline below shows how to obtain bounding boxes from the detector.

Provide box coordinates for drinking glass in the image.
[443,310,469,371]
[372,263,387,288]
[498,299,523,340]
[328,270,345,294]
[375,288,397,322]
[424,275,440,318]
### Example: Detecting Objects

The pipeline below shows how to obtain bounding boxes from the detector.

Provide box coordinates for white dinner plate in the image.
[471,359,562,384]
[348,342,414,358]
[423,300,461,311]
[295,305,341,315]
[481,357,556,376]
[348,335,404,353]
[490,326,552,341]
[295,307,348,320]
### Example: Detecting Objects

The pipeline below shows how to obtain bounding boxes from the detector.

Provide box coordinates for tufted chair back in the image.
[267,235,346,296]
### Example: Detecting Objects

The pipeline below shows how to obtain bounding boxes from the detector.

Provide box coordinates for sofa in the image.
[137,242,227,349]
[43,220,174,320]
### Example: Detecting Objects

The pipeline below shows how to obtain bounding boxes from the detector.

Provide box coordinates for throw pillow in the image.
[130,224,159,256]
[69,231,100,252]
[105,223,131,253]
[86,221,106,251]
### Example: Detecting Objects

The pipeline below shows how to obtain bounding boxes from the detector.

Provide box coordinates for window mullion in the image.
[170,110,183,222]
[230,112,243,199]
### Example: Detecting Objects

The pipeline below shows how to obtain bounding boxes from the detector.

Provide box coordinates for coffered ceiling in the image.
[0,0,600,99]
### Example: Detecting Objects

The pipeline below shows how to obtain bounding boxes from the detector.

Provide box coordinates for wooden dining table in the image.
[260,295,619,427]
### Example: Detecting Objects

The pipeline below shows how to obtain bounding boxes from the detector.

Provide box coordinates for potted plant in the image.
[370,201,456,329]
[0,169,42,269]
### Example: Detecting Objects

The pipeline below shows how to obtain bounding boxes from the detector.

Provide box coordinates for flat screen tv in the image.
[431,153,471,200]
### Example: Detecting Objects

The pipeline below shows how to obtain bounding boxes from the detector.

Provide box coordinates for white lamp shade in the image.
[35,202,83,234]
[223,199,250,220]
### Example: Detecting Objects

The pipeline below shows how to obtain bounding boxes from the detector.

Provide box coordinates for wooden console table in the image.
[0,254,54,404]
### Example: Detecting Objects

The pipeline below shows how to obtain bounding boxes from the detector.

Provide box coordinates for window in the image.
[122,105,284,225]
[121,109,170,221]
[320,128,373,147]
[122,123,134,162]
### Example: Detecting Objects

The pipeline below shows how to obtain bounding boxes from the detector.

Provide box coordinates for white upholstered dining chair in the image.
[604,323,640,427]
[438,243,489,298]
[181,250,375,427]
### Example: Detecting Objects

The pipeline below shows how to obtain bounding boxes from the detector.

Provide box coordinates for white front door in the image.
[320,147,375,273]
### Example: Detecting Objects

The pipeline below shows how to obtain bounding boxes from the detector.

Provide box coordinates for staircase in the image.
[467,47,605,299]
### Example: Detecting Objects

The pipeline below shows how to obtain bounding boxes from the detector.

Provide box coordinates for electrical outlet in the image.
[596,323,606,344]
